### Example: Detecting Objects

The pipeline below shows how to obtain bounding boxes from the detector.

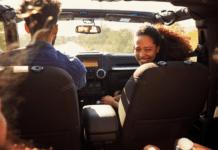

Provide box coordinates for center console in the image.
[75,52,139,106]
[79,67,106,96]
[76,54,107,98]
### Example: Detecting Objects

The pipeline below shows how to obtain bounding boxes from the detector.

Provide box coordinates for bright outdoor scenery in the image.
[72,22,198,53]
[0,0,198,58]
[0,23,6,52]
[0,20,198,57]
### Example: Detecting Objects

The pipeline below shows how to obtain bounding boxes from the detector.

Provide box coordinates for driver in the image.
[17,0,87,90]
[101,24,192,109]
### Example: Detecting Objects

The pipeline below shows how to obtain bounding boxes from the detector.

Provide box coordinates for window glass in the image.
[0,22,7,53]
[15,1,198,59]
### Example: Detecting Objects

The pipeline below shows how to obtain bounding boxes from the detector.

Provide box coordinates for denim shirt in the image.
[25,40,87,90]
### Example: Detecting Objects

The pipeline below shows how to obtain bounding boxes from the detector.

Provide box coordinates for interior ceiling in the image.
[93,0,218,20]
[171,1,218,20]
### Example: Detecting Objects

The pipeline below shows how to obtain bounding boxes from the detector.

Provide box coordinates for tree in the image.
[186,29,198,50]
[73,25,134,53]
[168,23,185,33]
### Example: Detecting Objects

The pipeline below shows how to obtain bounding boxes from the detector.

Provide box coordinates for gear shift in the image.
[96,100,101,104]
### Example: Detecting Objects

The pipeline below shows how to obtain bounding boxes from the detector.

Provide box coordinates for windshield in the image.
[1,0,197,57]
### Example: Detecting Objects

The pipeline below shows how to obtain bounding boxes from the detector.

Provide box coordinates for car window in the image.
[12,1,197,60]
[0,22,7,53]
[17,21,198,58]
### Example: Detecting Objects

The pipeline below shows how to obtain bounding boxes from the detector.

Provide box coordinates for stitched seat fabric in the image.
[118,61,210,150]
[0,66,80,150]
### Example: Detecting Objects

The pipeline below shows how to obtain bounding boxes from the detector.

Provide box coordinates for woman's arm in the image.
[114,94,121,101]
[101,95,119,109]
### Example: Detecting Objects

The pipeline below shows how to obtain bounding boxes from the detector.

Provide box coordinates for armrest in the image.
[82,104,119,143]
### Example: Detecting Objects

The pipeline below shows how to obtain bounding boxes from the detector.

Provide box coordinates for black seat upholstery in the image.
[0,65,81,150]
[118,61,210,150]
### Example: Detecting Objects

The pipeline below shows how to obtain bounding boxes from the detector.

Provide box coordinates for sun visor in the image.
[105,14,156,23]
[58,12,74,21]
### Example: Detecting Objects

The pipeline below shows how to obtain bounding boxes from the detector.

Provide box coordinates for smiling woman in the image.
[134,35,160,65]
[135,24,192,62]
[134,25,161,65]
[101,24,192,108]
[0,0,201,149]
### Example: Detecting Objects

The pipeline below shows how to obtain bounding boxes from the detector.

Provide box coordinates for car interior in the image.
[0,0,218,150]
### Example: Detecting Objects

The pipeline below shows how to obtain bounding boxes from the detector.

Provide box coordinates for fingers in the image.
[100,96,107,104]
[101,95,114,105]
[101,96,114,105]
[143,145,160,150]
[101,95,110,100]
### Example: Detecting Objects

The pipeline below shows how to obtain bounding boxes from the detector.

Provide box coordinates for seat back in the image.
[0,66,80,150]
[118,61,210,149]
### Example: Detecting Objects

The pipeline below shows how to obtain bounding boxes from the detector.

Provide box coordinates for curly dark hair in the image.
[18,0,62,35]
[135,24,162,48]
[134,24,192,62]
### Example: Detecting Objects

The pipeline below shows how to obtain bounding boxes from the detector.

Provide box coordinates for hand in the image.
[101,95,116,107]
[193,143,212,150]
[174,138,212,150]
[143,145,160,150]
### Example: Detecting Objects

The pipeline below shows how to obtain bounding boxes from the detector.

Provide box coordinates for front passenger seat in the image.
[118,61,210,149]
[82,61,210,150]
[0,66,81,150]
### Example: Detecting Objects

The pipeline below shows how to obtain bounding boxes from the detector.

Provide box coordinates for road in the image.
[54,41,87,56]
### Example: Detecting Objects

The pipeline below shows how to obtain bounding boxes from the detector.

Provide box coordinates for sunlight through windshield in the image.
[3,0,197,56]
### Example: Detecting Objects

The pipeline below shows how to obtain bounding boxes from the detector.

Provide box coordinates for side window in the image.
[186,24,198,62]
[17,21,31,48]
[0,22,7,53]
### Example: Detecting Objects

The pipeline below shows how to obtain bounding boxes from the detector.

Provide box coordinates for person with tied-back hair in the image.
[0,1,86,149]
[18,0,87,90]
[101,24,192,109]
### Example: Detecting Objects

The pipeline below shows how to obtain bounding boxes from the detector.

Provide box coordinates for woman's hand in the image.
[101,95,115,106]
[101,95,119,109]
[143,145,160,150]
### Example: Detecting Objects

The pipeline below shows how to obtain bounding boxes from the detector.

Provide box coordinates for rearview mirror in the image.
[76,25,101,34]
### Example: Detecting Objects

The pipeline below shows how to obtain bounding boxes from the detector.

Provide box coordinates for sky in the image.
[1,0,196,36]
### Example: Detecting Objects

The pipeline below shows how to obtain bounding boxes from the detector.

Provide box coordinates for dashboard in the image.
[75,52,139,104]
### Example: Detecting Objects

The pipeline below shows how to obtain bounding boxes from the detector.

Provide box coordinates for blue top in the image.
[25,40,87,90]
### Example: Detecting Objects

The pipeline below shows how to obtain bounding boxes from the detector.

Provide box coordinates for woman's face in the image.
[0,100,7,146]
[134,35,160,65]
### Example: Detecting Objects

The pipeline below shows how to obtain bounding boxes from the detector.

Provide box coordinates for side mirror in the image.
[76,25,101,34]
